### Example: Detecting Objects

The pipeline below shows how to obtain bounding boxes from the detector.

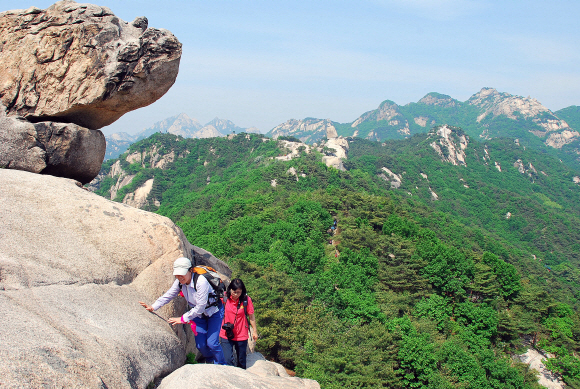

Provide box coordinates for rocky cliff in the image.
[429,125,469,166]
[0,169,210,388]
[1,168,314,389]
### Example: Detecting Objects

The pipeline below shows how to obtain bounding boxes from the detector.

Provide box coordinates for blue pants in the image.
[192,309,226,365]
[220,337,248,369]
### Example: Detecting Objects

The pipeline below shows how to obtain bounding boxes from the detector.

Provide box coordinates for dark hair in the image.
[226,278,247,301]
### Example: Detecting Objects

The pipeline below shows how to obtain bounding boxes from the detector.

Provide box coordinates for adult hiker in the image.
[139,257,226,365]
[219,278,258,369]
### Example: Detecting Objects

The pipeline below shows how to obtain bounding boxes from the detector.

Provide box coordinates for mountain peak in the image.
[467,88,572,141]
[351,100,403,128]
[176,112,192,120]
[205,117,238,133]
[418,92,458,108]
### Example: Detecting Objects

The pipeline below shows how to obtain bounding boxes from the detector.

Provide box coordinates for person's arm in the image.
[249,313,258,340]
[247,296,258,340]
[139,279,181,312]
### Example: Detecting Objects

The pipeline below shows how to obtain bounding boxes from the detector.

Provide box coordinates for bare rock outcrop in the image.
[0,0,182,130]
[545,129,580,148]
[157,355,320,389]
[351,100,410,138]
[123,177,155,208]
[429,125,468,166]
[274,137,349,171]
[518,347,565,389]
[275,139,312,161]
[513,159,538,179]
[379,166,402,188]
[88,143,185,202]
[269,118,336,144]
[320,136,349,170]
[0,168,229,388]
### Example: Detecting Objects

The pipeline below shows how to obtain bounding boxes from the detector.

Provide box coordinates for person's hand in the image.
[168,317,183,326]
[253,332,258,340]
[139,301,154,312]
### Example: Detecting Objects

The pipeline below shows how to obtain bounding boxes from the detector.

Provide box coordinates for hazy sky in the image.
[3,0,579,135]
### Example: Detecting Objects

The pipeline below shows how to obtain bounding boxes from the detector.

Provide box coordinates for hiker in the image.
[139,257,226,365]
[219,278,258,369]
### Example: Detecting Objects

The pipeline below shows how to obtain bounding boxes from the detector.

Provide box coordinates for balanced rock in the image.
[0,0,182,184]
[0,169,228,388]
[0,0,182,130]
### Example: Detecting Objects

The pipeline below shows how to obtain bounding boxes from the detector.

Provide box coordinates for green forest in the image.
[94,130,580,388]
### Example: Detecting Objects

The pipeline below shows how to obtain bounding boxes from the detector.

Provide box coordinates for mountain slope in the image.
[91,130,580,388]
[555,106,580,135]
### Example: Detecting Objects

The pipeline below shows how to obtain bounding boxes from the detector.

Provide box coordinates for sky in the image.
[2,0,579,136]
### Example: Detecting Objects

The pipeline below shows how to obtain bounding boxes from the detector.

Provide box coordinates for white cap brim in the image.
[173,267,189,276]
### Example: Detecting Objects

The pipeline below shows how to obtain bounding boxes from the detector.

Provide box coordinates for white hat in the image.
[173,257,192,276]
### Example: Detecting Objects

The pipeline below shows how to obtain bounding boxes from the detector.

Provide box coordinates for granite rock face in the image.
[0,0,182,130]
[0,169,229,388]
[157,354,320,389]
[0,106,106,183]
[269,118,337,144]
[429,125,468,166]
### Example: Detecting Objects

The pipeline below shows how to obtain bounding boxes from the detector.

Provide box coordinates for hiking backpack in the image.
[192,265,226,305]
[179,264,226,309]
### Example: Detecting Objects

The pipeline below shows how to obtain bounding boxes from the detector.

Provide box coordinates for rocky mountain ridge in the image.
[372,125,564,197]
[105,113,261,159]
[266,88,579,155]
[266,118,337,145]
[91,132,350,210]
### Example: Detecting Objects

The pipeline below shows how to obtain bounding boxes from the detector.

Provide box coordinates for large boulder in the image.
[0,169,229,388]
[0,109,106,183]
[157,355,320,389]
[0,0,182,130]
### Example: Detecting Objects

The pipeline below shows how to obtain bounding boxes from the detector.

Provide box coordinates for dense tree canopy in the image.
[94,132,580,388]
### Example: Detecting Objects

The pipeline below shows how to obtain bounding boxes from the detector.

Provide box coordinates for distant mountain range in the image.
[267,87,580,153]
[104,114,261,160]
[105,88,580,162]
